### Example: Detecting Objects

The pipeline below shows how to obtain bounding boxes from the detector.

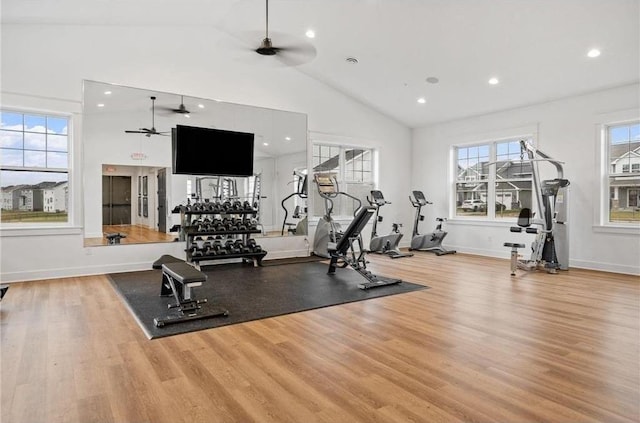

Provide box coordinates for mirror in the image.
[82,80,308,246]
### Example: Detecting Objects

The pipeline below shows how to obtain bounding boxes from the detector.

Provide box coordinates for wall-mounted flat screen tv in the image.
[172,125,254,176]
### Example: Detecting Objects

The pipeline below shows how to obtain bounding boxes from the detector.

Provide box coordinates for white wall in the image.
[0,23,411,282]
[412,83,640,275]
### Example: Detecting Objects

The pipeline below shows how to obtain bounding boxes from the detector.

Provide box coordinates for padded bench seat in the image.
[152,254,184,269]
[154,261,228,328]
[162,262,207,288]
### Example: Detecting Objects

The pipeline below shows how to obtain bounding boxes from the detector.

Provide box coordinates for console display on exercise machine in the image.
[315,174,338,194]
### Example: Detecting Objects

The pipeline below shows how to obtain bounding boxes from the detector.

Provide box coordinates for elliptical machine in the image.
[408,191,456,255]
[313,173,362,258]
[367,190,413,259]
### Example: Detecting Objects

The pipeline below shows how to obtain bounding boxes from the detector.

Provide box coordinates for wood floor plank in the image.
[1,252,638,423]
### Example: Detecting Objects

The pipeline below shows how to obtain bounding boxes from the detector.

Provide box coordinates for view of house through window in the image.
[456,138,533,218]
[312,144,374,217]
[1,111,70,224]
[607,122,640,223]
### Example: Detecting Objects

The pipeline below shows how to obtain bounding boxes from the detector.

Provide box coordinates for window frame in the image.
[310,140,377,219]
[602,119,640,227]
[452,134,536,221]
[0,108,74,229]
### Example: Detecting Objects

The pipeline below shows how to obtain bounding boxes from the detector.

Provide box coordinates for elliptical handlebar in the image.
[314,172,363,217]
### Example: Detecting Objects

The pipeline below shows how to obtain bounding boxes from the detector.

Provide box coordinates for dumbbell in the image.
[224,239,239,254]
[234,239,250,253]
[246,238,262,253]
[213,240,226,255]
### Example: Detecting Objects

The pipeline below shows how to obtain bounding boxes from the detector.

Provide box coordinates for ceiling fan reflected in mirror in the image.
[124,96,170,137]
[254,0,316,66]
[158,95,191,115]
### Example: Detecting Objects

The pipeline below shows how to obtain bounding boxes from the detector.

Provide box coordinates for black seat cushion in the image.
[162,262,207,284]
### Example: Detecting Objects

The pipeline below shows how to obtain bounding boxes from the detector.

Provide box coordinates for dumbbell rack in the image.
[174,202,267,268]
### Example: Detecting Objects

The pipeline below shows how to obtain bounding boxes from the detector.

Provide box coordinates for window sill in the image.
[447,218,514,228]
[0,226,83,237]
[592,225,640,235]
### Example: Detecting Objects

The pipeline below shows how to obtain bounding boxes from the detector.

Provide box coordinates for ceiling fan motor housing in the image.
[257,38,277,55]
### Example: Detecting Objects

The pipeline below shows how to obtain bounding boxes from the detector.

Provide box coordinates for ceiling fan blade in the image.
[125,96,169,136]
[271,43,317,67]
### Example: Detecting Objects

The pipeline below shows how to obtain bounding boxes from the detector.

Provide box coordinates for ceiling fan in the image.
[253,0,316,65]
[158,95,191,115]
[124,96,170,137]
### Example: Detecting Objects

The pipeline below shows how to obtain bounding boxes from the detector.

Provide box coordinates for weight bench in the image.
[153,255,186,296]
[328,206,403,290]
[153,261,228,328]
[105,232,126,245]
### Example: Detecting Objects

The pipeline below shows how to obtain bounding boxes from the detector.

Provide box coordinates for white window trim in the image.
[450,127,538,222]
[595,108,640,231]
[309,133,378,220]
[1,105,79,235]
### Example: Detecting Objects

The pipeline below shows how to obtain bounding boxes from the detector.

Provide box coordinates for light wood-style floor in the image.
[1,253,638,423]
[83,225,176,246]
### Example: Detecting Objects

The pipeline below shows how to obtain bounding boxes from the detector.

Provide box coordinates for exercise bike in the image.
[367,190,413,258]
[408,190,456,255]
[313,173,362,258]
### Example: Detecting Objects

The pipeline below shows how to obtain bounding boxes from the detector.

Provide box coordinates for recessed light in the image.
[184,114,190,118]
[587,48,601,58]
[346,57,359,64]
[417,97,426,104]
[488,77,499,85]
[104,91,112,95]
[425,77,439,84]
[263,142,269,146]
[97,103,105,107]
[285,136,291,141]
[198,104,205,109]
[305,29,315,39]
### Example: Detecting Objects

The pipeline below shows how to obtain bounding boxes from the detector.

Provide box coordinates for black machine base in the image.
[357,275,402,290]
[328,206,405,291]
[154,305,229,328]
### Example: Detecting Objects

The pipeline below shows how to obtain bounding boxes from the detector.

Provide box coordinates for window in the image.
[455,138,533,219]
[1,110,70,224]
[606,122,640,223]
[311,144,375,217]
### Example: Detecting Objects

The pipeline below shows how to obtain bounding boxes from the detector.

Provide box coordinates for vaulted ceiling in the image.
[3,0,639,128]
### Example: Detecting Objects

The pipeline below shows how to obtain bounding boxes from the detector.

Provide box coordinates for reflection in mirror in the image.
[81,80,308,246]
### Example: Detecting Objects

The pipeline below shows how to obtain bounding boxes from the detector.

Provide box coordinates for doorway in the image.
[157,168,167,233]
[102,175,131,225]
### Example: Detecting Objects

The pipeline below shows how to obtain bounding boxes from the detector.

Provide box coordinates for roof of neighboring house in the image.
[611,142,640,163]
[1,181,68,192]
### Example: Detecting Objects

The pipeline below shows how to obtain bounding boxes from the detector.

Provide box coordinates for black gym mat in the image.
[108,261,428,339]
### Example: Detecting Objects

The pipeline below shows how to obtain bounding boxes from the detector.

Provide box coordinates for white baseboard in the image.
[1,248,313,283]
[2,261,152,283]
[449,245,640,276]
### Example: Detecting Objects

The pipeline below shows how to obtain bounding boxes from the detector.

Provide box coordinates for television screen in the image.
[172,125,254,176]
